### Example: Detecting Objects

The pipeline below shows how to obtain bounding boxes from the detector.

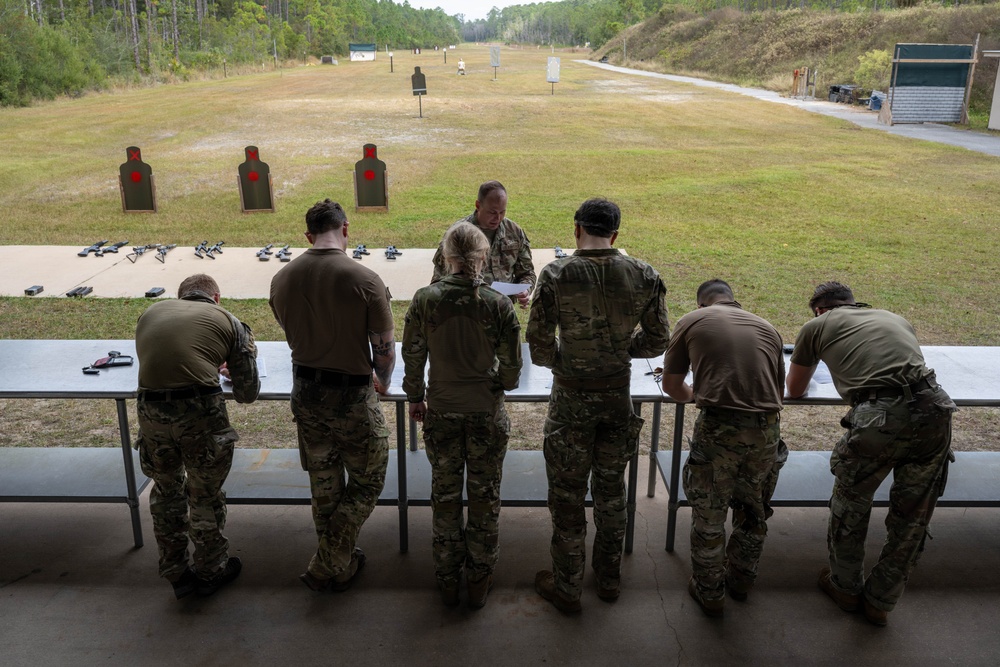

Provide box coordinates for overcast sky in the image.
[406,1,554,22]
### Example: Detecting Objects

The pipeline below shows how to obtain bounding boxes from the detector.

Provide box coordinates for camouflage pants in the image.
[291,378,389,580]
[136,394,238,581]
[828,387,955,611]
[422,406,510,585]
[683,407,780,602]
[543,385,643,601]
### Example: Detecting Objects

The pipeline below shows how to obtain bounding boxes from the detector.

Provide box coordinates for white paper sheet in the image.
[491,282,532,296]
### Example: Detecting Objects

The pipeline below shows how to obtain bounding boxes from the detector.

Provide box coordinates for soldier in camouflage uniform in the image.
[787,281,956,627]
[527,198,669,613]
[431,180,536,307]
[135,273,260,599]
[403,221,522,609]
[661,279,784,617]
[270,199,395,594]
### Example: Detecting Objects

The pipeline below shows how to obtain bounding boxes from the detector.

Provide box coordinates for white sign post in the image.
[547,57,560,95]
[490,46,501,80]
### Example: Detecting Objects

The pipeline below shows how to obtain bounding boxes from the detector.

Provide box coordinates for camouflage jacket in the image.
[526,248,669,379]
[431,212,536,287]
[402,275,522,412]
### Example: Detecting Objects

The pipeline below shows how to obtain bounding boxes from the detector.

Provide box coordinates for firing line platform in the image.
[0,246,568,301]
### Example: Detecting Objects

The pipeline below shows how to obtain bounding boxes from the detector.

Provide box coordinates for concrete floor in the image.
[2,456,998,666]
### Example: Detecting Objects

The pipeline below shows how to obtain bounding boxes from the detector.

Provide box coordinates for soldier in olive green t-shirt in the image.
[787,281,955,627]
[135,273,259,600]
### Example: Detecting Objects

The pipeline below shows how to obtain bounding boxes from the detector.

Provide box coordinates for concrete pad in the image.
[0,246,570,300]
[1,455,999,666]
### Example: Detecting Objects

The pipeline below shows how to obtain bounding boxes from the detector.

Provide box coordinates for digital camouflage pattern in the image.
[291,379,389,580]
[542,385,644,600]
[138,394,238,580]
[683,408,781,602]
[827,386,955,611]
[422,408,510,586]
[527,247,668,602]
[431,213,535,286]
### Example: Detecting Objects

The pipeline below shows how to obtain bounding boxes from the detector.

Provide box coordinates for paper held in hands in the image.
[491,282,532,296]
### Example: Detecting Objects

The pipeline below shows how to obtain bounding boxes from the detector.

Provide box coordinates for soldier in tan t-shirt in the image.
[269,198,395,594]
[662,279,784,617]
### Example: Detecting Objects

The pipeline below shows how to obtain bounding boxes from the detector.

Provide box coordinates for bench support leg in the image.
[116,398,144,549]
[665,403,685,552]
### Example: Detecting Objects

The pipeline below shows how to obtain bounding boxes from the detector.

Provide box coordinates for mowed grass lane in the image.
[1,45,997,449]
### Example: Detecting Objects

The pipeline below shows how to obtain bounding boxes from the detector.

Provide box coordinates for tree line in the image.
[0,0,460,106]
[459,0,996,48]
[4,0,992,106]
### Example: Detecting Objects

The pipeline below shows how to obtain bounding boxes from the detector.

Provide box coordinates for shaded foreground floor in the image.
[2,457,999,666]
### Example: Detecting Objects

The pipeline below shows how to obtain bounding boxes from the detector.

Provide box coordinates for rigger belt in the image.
[294,365,370,388]
[850,377,933,406]
[138,385,222,402]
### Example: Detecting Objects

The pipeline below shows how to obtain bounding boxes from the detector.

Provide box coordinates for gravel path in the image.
[580,60,1000,158]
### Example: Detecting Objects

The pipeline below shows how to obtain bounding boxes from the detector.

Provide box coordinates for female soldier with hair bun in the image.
[402,221,523,610]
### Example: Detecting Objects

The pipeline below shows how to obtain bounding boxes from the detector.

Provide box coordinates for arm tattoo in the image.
[372,340,393,357]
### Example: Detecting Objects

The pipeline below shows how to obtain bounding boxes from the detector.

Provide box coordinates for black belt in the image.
[139,385,222,402]
[294,365,370,388]
[851,377,933,405]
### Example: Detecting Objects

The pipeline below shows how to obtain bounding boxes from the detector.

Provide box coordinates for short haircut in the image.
[574,198,620,238]
[477,180,507,203]
[305,199,347,235]
[443,221,490,278]
[809,281,855,310]
[696,279,734,306]
[178,273,220,298]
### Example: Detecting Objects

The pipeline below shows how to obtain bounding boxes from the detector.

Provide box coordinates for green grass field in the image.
[2,45,998,451]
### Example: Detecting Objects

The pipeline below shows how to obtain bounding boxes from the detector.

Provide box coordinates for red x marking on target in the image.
[365,147,376,159]
[129,149,141,161]
[248,149,259,160]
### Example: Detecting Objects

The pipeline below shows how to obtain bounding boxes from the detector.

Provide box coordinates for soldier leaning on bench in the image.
[786,281,957,627]
[135,273,260,600]
[661,279,786,618]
